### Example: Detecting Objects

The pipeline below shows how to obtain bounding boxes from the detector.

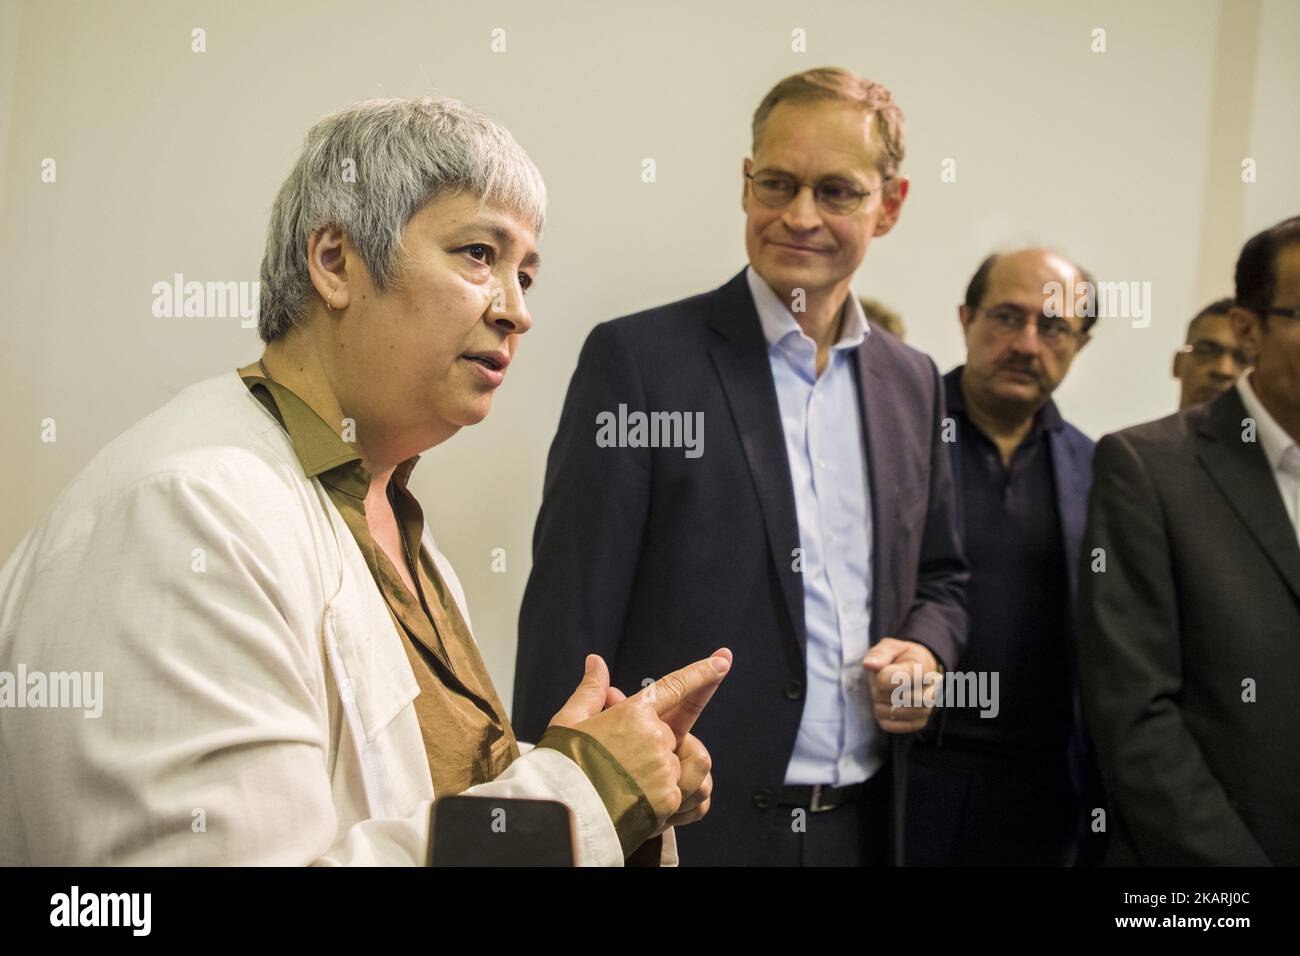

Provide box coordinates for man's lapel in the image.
[1048,429,1090,602]
[707,270,806,651]
[1196,387,1300,604]
[856,335,915,643]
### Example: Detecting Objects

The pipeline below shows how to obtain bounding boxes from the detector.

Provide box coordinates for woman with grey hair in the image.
[0,96,728,866]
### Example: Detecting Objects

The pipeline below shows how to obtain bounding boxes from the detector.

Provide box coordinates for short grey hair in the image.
[258,96,546,342]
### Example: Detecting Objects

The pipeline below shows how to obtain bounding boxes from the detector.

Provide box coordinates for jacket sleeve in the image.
[316,747,628,866]
[2,469,428,865]
[895,357,969,671]
[0,468,643,866]
[1076,432,1271,864]
[463,743,677,866]
[511,321,652,742]
[458,745,624,866]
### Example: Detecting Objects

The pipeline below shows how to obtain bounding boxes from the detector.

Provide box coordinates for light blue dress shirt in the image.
[745,266,881,786]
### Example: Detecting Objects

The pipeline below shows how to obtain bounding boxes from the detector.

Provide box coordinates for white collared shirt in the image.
[745,266,881,786]
[1236,373,1300,543]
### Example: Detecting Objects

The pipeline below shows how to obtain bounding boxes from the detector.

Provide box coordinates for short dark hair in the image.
[1234,215,1300,323]
[1185,297,1234,342]
[963,253,999,313]
[963,251,1099,334]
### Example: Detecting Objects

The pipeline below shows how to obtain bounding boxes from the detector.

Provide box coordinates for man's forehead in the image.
[987,253,1080,300]
[1274,242,1300,293]
[756,102,880,173]
[1192,313,1237,342]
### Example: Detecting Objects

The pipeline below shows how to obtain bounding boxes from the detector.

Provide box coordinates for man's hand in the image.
[548,649,731,830]
[863,637,940,734]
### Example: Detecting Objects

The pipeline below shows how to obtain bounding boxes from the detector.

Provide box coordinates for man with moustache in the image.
[513,67,968,866]
[905,249,1106,866]
[1079,216,1300,864]
[1172,298,1251,409]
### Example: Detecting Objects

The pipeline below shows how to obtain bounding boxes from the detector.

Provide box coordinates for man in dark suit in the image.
[905,249,1106,866]
[1078,215,1300,865]
[512,67,968,866]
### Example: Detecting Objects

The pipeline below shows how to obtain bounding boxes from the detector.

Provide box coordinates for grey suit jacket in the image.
[1077,384,1300,865]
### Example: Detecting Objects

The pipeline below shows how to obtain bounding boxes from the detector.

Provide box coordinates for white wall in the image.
[2,0,1296,704]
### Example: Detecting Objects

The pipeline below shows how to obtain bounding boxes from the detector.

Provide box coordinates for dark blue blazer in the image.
[941,365,1107,863]
[512,270,969,866]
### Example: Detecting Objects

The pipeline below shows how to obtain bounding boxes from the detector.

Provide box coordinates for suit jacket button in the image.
[752,789,772,810]
[784,679,804,700]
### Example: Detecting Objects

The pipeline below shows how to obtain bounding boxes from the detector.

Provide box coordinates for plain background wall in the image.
[2,0,1298,708]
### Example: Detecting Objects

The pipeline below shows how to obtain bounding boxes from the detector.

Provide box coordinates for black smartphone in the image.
[427,795,577,867]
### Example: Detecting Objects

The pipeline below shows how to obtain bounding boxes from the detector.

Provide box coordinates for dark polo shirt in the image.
[940,366,1072,754]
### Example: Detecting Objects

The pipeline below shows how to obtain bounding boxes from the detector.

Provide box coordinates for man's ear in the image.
[1172,350,1183,378]
[306,224,352,312]
[957,304,974,334]
[873,175,909,237]
[741,157,753,212]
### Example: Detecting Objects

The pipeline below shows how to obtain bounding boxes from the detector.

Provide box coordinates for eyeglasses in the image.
[745,171,882,215]
[1178,340,1252,369]
[978,306,1087,349]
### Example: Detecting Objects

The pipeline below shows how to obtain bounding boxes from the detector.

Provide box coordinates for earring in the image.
[327,289,337,311]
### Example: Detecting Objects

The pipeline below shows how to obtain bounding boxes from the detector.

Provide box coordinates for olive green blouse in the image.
[240,370,656,856]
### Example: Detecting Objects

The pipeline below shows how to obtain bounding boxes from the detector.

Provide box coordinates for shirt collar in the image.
[1236,372,1300,474]
[944,364,1065,434]
[745,265,869,353]
[241,372,421,498]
